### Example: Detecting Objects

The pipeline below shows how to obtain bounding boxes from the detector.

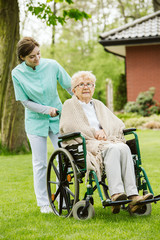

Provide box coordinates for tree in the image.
[0,0,29,152]
[0,0,90,152]
[115,0,153,24]
[27,0,91,45]
[152,0,160,11]
[27,0,91,25]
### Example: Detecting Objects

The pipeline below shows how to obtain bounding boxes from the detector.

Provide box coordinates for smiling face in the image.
[21,46,41,69]
[72,79,95,103]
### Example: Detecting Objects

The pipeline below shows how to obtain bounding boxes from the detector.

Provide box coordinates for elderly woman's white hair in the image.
[71,71,96,90]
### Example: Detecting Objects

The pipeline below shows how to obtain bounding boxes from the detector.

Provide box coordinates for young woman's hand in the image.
[49,107,58,117]
[95,129,107,141]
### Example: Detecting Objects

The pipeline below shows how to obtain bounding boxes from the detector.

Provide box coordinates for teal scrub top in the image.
[12,58,71,137]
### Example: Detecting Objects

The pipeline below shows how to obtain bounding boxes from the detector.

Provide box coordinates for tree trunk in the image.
[0,0,29,151]
[52,2,57,45]
[152,0,160,11]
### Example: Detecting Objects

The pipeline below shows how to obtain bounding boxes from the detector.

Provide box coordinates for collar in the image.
[22,59,42,72]
[78,99,93,105]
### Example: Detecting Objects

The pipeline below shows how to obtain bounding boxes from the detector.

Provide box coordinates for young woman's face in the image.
[21,46,41,68]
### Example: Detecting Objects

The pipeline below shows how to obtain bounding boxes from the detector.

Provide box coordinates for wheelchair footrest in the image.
[102,199,131,207]
[134,196,160,205]
[102,196,160,207]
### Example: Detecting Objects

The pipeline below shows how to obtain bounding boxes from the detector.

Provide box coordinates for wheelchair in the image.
[47,128,160,220]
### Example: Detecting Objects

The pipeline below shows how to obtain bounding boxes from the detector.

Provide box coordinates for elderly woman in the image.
[60,71,153,214]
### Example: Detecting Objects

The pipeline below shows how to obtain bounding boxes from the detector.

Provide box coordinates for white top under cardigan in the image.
[79,100,101,131]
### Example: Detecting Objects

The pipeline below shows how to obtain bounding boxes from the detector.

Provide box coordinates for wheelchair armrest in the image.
[123,128,136,134]
[58,132,81,140]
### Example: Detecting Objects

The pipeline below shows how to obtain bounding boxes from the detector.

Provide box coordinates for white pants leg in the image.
[49,131,62,206]
[103,143,138,197]
[48,131,59,150]
[27,132,59,207]
[118,143,138,196]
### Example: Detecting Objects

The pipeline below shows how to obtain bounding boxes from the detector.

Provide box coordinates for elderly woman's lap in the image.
[102,142,131,159]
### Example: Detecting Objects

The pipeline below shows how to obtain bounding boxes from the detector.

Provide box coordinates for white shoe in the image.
[40,205,53,213]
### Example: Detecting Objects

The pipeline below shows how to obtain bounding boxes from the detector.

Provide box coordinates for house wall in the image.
[126,44,160,102]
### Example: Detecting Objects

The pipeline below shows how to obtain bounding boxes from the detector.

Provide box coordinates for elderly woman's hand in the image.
[95,129,107,141]
[49,107,58,117]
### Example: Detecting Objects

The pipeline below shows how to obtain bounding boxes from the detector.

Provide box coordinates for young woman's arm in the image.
[21,100,56,116]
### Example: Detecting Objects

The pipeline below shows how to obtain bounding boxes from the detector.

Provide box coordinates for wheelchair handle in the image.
[56,110,60,115]
[55,110,61,118]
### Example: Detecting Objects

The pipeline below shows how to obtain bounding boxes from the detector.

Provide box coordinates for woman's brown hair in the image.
[17,37,40,63]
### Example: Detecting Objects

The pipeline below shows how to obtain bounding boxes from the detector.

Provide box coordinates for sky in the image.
[19,0,53,45]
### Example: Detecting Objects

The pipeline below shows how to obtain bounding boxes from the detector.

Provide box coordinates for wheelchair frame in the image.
[47,128,160,220]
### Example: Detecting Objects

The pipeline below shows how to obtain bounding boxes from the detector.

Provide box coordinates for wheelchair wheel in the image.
[47,148,79,217]
[129,203,152,216]
[72,200,95,220]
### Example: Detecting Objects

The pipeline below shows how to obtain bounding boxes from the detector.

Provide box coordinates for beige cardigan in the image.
[60,95,125,181]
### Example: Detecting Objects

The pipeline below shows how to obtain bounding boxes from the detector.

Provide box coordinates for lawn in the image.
[0,130,160,240]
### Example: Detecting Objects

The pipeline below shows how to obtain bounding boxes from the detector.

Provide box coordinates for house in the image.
[99,11,160,102]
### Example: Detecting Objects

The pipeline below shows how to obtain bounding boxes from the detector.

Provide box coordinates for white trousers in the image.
[27,131,59,207]
[102,142,138,197]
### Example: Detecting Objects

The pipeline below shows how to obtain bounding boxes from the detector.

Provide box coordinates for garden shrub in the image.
[122,114,160,129]
[124,117,147,128]
[143,121,160,129]
[123,101,139,113]
[124,87,160,116]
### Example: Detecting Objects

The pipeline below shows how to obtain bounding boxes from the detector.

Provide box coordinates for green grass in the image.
[1,130,160,240]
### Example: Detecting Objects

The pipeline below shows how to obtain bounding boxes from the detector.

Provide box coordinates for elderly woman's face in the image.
[72,79,95,103]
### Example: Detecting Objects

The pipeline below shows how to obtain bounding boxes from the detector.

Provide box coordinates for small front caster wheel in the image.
[129,203,152,216]
[73,200,95,220]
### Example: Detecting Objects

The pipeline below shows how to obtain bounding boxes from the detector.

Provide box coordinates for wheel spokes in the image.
[62,187,70,213]
[63,186,75,198]
[51,161,60,180]
[48,149,79,217]
[52,186,61,202]
[48,181,59,184]
[59,186,63,215]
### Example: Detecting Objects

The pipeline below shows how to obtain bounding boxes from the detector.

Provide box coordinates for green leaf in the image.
[65,0,74,4]
[82,11,91,19]
[27,1,90,26]
[34,7,44,16]
[54,0,73,3]
[63,9,91,21]
[54,0,64,3]
[57,16,66,25]
[67,9,90,20]
[48,15,57,26]
[63,10,68,18]
[28,6,33,11]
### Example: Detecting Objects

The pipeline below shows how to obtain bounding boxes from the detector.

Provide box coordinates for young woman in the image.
[12,37,72,213]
